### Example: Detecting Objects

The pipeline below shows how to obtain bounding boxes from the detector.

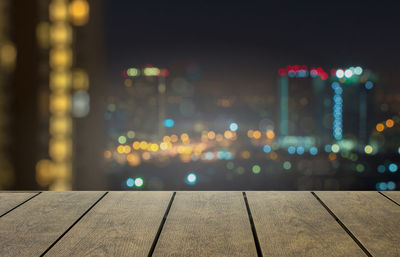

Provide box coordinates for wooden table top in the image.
[0,191,399,257]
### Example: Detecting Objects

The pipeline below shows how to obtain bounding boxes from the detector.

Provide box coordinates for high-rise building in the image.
[331,67,377,152]
[277,65,330,148]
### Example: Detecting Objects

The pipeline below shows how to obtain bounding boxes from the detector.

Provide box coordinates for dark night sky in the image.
[105,1,400,88]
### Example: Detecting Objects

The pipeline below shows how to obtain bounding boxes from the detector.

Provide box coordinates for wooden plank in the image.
[246,191,365,257]
[152,191,257,257]
[45,192,172,257]
[0,192,38,217]
[315,191,400,257]
[0,191,105,257]
[381,191,400,205]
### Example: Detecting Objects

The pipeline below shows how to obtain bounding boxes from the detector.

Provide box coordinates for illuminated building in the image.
[278,65,377,152]
[277,65,330,148]
[112,66,169,141]
[331,67,377,152]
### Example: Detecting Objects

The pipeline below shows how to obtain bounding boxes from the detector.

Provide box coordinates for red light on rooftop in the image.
[278,68,287,76]
[320,72,328,80]
[160,69,170,77]
[121,70,127,78]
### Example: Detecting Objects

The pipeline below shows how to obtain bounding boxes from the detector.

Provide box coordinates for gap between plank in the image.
[147,191,176,257]
[0,192,42,218]
[242,192,263,257]
[378,191,400,207]
[311,192,373,257]
[40,191,109,257]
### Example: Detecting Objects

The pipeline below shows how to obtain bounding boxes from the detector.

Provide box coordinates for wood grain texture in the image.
[0,192,38,217]
[152,191,257,257]
[381,191,400,205]
[45,191,172,257]
[246,191,365,257]
[0,191,104,257]
[315,191,400,257]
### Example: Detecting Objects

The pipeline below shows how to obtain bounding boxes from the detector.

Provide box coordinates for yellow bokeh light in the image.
[132,141,140,150]
[124,145,131,154]
[49,179,71,191]
[269,152,278,160]
[163,136,171,142]
[207,131,216,140]
[328,153,337,161]
[376,123,384,132]
[142,152,151,160]
[104,150,112,159]
[241,151,251,159]
[181,133,189,141]
[150,144,159,152]
[72,69,89,91]
[143,67,160,76]
[49,0,68,22]
[170,134,178,143]
[36,22,50,49]
[52,162,71,179]
[36,159,54,187]
[50,22,72,46]
[49,138,72,161]
[266,130,275,139]
[50,116,72,136]
[127,153,141,166]
[50,47,72,69]
[160,142,168,150]
[0,42,17,69]
[247,129,254,138]
[69,0,90,26]
[253,130,261,139]
[224,130,233,139]
[140,141,148,150]
[117,145,125,154]
[124,79,132,87]
[50,71,71,91]
[50,93,70,115]
[386,119,394,128]
[364,145,373,154]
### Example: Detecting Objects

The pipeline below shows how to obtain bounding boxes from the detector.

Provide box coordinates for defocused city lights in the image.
[186,173,197,185]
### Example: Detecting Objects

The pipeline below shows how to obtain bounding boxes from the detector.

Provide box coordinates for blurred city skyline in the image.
[0,0,399,191]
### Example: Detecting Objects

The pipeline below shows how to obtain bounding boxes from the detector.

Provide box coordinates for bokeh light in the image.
[134,177,144,187]
[252,165,261,174]
[229,122,238,131]
[126,178,135,187]
[186,173,197,185]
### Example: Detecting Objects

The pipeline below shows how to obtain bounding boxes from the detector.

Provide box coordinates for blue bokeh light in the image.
[365,81,374,90]
[186,173,197,185]
[126,178,135,188]
[377,165,385,173]
[309,147,318,155]
[387,181,396,190]
[163,118,175,128]
[263,145,272,153]
[229,122,238,131]
[388,163,398,173]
